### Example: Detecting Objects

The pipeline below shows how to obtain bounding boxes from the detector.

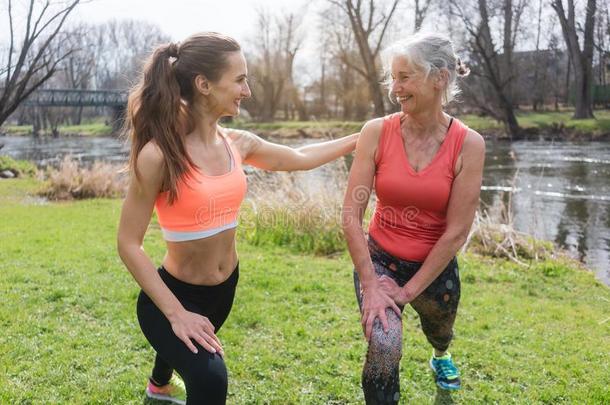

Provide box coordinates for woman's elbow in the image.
[116,235,128,262]
[341,208,361,233]
[116,233,137,263]
[444,229,469,248]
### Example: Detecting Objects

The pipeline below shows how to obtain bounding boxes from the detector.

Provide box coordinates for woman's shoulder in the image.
[138,141,164,166]
[358,118,385,148]
[218,126,259,160]
[362,117,384,132]
[357,115,400,163]
[135,141,165,181]
[453,127,485,173]
[448,118,484,153]
[462,127,485,153]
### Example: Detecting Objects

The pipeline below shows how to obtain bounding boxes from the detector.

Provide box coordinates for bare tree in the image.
[551,0,597,118]
[59,24,97,124]
[317,7,374,120]
[280,8,308,120]
[245,7,306,121]
[451,0,525,138]
[0,0,81,126]
[326,0,401,117]
[414,0,434,31]
[593,0,609,93]
[93,19,170,90]
[311,35,331,118]
[531,0,544,110]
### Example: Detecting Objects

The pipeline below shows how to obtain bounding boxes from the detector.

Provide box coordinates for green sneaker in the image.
[145,375,186,404]
[429,352,461,390]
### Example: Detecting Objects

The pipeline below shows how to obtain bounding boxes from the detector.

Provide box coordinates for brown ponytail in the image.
[124,32,241,204]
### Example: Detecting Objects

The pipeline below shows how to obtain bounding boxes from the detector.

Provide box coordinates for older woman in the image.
[342,32,485,403]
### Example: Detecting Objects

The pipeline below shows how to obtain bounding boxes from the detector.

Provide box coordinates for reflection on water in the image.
[0,135,129,166]
[482,140,610,285]
[1,135,609,285]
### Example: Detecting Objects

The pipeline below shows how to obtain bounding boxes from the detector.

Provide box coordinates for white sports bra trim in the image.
[161,220,238,242]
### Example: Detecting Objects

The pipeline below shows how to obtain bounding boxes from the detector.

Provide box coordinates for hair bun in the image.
[455,58,470,77]
[167,43,179,58]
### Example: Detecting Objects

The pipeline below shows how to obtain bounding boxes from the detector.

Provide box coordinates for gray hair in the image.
[382,32,469,105]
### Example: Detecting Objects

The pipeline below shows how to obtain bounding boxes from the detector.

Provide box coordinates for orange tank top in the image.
[368,113,468,262]
[154,134,247,242]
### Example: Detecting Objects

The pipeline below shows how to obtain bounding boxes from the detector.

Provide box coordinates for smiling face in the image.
[197,51,251,117]
[390,56,443,115]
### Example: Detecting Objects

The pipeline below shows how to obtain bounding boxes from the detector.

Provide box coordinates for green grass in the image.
[460,110,610,134]
[239,201,347,255]
[1,179,609,403]
[516,110,610,133]
[0,156,37,177]
[3,109,610,138]
[3,122,113,137]
[2,125,32,136]
[236,120,363,132]
[235,110,610,137]
[60,123,113,136]
[458,115,505,131]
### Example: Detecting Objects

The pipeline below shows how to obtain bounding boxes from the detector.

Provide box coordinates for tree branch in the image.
[373,0,400,57]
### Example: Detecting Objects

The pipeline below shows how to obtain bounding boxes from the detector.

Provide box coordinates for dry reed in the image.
[38,156,128,200]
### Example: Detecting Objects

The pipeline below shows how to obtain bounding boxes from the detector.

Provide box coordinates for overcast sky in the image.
[2,0,556,82]
[73,0,313,44]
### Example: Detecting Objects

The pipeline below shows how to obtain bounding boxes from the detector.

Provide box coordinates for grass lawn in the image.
[439,110,610,135]
[236,110,610,137]
[0,179,609,404]
[3,122,113,137]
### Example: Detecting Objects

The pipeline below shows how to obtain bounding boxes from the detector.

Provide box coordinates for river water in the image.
[2,135,609,285]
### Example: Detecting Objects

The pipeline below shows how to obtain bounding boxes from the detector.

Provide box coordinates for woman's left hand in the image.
[379,275,411,306]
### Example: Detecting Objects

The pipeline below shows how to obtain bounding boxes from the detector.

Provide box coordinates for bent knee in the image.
[182,354,228,391]
[367,321,402,363]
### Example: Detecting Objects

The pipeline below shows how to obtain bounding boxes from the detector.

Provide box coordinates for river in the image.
[1,134,609,285]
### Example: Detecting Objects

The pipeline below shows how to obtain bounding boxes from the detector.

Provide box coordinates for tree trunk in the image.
[552,0,596,119]
[368,74,386,117]
[573,61,595,118]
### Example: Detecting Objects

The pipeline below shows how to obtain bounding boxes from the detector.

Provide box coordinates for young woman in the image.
[117,32,358,405]
[342,32,485,403]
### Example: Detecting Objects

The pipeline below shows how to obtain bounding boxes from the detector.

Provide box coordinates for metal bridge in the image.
[22,89,128,107]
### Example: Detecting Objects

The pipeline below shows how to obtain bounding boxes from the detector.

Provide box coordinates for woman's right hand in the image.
[169,309,224,356]
[360,283,402,341]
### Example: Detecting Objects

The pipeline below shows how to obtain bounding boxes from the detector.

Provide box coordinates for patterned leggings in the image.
[354,238,461,405]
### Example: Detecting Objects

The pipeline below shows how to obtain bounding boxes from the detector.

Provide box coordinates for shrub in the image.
[0,156,37,177]
[463,193,569,265]
[39,156,127,200]
[239,161,352,255]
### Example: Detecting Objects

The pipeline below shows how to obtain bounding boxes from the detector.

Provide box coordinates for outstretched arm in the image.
[226,128,358,171]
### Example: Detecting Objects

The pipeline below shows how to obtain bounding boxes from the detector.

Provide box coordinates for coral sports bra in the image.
[154,134,247,242]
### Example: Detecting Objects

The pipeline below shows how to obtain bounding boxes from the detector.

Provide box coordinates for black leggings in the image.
[137,264,239,405]
[354,238,460,405]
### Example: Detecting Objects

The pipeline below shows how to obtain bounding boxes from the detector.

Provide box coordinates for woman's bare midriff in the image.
[162,228,239,286]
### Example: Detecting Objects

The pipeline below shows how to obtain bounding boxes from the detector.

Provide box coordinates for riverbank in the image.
[1,122,113,137]
[238,110,610,141]
[1,178,609,403]
[2,110,610,140]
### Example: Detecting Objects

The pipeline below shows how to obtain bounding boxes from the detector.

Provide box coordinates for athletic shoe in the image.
[145,375,187,404]
[429,352,461,390]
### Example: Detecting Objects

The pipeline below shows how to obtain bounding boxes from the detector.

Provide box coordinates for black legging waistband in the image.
[368,237,457,276]
[158,263,239,305]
